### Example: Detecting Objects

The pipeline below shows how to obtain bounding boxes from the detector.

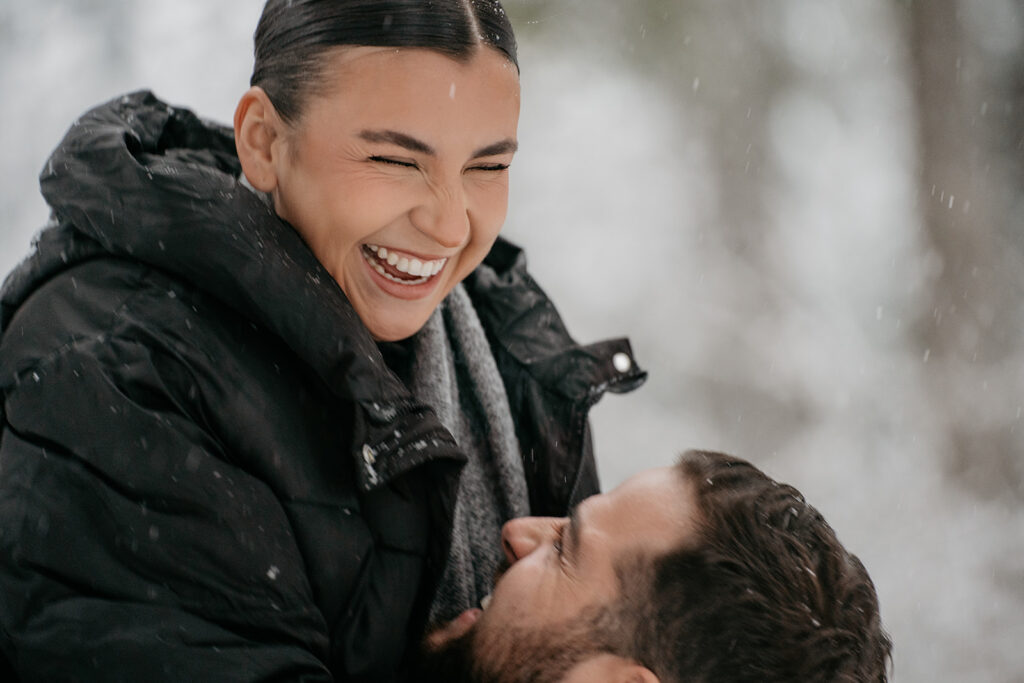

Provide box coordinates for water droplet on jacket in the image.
[185,448,202,472]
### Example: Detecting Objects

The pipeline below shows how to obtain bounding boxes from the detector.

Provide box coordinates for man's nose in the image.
[410,182,469,249]
[501,516,561,565]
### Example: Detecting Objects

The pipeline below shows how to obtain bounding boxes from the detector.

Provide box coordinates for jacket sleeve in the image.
[0,332,334,682]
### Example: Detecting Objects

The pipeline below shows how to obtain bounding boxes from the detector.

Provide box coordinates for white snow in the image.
[2,1,1021,680]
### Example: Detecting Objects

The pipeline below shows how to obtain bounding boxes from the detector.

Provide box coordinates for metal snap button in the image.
[612,352,632,373]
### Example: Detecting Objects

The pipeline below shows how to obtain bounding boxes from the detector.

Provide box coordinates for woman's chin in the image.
[362,308,435,343]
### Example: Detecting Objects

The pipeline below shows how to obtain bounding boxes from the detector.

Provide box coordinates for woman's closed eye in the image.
[367,157,508,173]
[469,162,510,173]
[368,155,418,169]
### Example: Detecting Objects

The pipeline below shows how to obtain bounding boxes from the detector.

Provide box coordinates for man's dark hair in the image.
[416,450,892,682]
[251,0,518,124]
[623,450,893,682]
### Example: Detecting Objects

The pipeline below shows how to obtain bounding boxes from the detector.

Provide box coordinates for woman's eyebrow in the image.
[358,130,517,159]
[472,138,518,158]
[358,129,435,155]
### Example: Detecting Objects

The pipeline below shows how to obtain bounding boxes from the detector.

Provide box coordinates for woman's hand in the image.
[423,608,481,651]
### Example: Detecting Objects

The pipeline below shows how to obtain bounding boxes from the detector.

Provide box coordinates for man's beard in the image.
[413,624,481,683]
[413,605,619,683]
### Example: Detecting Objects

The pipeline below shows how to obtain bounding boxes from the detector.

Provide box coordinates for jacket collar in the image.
[466,239,647,404]
[6,90,646,493]
[5,90,464,491]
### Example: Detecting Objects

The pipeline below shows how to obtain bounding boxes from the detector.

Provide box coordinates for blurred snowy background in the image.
[2,1,1022,680]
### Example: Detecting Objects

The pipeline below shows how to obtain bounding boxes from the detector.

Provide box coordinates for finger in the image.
[424,608,482,651]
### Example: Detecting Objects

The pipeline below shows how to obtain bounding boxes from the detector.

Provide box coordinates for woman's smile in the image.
[360,243,450,300]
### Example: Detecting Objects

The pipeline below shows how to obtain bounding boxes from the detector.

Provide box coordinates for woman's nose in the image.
[501,516,560,565]
[410,184,470,249]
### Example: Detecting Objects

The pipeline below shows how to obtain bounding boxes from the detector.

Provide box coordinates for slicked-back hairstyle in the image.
[251,0,518,124]
[624,450,892,682]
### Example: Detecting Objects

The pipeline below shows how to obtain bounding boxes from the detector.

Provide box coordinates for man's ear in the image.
[234,86,285,193]
[562,654,660,683]
[624,666,660,683]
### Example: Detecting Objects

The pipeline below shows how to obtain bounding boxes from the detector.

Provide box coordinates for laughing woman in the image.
[0,1,644,681]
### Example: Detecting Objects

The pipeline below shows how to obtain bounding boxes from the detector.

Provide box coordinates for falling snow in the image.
[1,2,1021,681]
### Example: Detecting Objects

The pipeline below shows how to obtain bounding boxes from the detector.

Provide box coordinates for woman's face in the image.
[270,46,520,341]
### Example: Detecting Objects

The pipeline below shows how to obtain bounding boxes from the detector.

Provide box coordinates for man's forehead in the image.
[581,466,699,559]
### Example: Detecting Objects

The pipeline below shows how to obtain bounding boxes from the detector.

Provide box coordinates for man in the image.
[416,450,892,682]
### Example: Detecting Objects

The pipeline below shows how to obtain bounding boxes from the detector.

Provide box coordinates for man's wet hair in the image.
[416,450,892,682]
[618,450,892,682]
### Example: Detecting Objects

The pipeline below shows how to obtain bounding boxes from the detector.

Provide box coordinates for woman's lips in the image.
[361,244,448,284]
[360,244,449,301]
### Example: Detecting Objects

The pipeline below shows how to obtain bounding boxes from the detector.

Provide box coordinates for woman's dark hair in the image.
[251,0,518,123]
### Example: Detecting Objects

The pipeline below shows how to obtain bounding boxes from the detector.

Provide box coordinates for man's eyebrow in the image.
[358,129,435,155]
[472,138,518,158]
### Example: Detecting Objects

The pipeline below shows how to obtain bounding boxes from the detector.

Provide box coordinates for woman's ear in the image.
[234,86,284,193]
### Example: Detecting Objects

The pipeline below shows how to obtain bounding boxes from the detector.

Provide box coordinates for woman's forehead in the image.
[296,46,520,147]
[316,44,519,95]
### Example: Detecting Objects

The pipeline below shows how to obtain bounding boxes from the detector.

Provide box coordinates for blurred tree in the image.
[906,0,1024,499]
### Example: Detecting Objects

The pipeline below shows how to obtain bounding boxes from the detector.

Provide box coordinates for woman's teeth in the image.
[363,245,447,284]
[480,594,493,610]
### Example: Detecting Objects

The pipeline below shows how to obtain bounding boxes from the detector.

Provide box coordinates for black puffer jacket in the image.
[0,91,645,682]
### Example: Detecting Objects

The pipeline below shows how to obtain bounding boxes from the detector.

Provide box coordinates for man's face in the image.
[420,466,699,682]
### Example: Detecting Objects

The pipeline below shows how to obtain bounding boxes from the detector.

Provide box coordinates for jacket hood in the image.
[4,90,464,491]
[3,89,646,490]
[34,91,390,401]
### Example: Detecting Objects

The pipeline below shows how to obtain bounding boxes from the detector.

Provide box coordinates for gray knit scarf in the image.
[237,177,528,622]
[410,282,530,626]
